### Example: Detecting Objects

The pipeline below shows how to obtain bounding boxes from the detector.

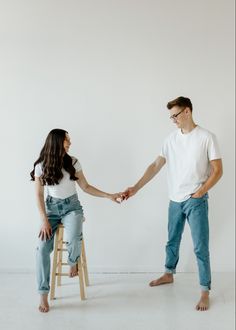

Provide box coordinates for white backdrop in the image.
[0,0,234,273]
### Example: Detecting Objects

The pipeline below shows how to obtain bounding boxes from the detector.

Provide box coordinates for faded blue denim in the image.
[165,194,211,291]
[36,194,84,294]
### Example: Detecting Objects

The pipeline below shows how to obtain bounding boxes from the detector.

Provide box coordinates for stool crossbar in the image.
[50,224,89,301]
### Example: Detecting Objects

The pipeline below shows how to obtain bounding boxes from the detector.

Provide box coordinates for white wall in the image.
[0,0,234,273]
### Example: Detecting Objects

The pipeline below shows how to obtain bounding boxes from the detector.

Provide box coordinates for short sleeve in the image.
[73,158,82,172]
[207,133,221,160]
[34,163,43,177]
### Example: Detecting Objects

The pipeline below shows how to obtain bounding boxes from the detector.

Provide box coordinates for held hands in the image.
[107,186,138,204]
[121,186,138,201]
[108,192,125,204]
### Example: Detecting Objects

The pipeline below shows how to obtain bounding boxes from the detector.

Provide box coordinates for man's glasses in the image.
[170,108,186,120]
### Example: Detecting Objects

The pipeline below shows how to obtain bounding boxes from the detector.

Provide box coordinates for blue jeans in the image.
[36,194,84,294]
[165,194,211,291]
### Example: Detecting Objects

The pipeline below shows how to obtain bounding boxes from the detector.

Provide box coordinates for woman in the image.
[30,128,122,313]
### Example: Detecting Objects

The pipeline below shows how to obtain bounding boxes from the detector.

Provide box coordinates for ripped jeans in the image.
[36,194,84,294]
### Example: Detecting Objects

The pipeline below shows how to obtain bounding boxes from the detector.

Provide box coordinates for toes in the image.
[196,303,208,311]
[69,266,78,277]
[39,305,49,313]
[149,279,160,286]
[69,271,78,277]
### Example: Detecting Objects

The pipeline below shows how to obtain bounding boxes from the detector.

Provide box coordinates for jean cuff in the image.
[165,267,176,274]
[38,290,49,295]
[67,259,79,267]
[201,285,211,292]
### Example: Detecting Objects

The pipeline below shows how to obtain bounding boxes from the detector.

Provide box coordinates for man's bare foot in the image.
[196,291,210,311]
[39,294,49,313]
[149,273,174,287]
[69,264,78,278]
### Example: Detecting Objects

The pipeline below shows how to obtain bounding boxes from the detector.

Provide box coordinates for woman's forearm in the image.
[83,184,111,198]
[36,193,48,222]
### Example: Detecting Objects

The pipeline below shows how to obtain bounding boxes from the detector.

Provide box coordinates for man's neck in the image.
[181,121,197,134]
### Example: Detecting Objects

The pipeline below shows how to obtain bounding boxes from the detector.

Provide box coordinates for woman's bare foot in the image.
[149,273,174,287]
[39,294,49,313]
[69,264,78,277]
[196,291,210,311]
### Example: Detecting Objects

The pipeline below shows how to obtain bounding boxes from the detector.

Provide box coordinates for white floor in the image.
[0,272,234,330]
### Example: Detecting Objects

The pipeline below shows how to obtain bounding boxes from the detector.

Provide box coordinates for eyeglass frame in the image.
[169,107,186,120]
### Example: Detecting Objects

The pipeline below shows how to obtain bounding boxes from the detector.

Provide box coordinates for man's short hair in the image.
[167,96,193,112]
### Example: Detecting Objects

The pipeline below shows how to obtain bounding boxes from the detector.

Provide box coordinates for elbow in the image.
[218,168,223,179]
[35,189,44,198]
[215,167,223,181]
[82,183,90,193]
[218,162,223,179]
[211,160,223,181]
[36,192,44,203]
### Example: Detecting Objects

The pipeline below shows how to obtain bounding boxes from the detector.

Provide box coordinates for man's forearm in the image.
[134,157,165,192]
[195,162,223,196]
[197,173,222,196]
[134,164,157,191]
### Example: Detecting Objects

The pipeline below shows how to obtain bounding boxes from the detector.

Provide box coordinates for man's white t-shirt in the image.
[34,157,82,199]
[160,126,221,202]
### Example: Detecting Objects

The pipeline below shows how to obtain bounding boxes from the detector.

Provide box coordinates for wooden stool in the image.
[50,224,89,301]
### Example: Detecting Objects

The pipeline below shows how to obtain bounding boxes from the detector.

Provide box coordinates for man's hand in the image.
[121,186,138,200]
[191,191,205,198]
[39,220,52,240]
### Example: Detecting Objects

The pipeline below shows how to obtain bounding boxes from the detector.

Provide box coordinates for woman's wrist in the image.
[133,185,139,194]
[105,193,112,199]
[41,215,49,223]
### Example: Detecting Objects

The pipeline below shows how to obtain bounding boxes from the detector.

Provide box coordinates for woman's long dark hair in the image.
[30,129,77,185]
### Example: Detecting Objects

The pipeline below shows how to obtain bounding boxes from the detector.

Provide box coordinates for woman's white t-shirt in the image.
[34,157,82,199]
[160,126,221,202]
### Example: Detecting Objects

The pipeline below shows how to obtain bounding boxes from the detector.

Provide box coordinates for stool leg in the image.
[81,240,89,286]
[50,228,59,300]
[57,227,63,287]
[77,258,86,300]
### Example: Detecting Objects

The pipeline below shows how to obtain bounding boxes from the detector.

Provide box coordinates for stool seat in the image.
[50,224,89,301]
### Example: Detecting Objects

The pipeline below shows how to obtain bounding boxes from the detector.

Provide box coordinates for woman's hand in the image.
[39,220,52,240]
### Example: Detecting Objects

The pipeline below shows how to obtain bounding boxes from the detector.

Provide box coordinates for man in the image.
[123,96,223,311]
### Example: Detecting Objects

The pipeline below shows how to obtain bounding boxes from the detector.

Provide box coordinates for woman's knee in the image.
[66,232,83,245]
[37,241,53,255]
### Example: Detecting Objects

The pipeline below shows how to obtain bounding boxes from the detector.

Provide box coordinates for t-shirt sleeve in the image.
[34,163,43,177]
[73,158,82,172]
[207,133,221,160]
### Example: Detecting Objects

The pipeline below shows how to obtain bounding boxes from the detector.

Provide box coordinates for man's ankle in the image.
[165,272,173,277]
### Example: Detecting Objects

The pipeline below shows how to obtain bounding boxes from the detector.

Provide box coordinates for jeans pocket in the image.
[189,196,208,211]
[191,193,208,200]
